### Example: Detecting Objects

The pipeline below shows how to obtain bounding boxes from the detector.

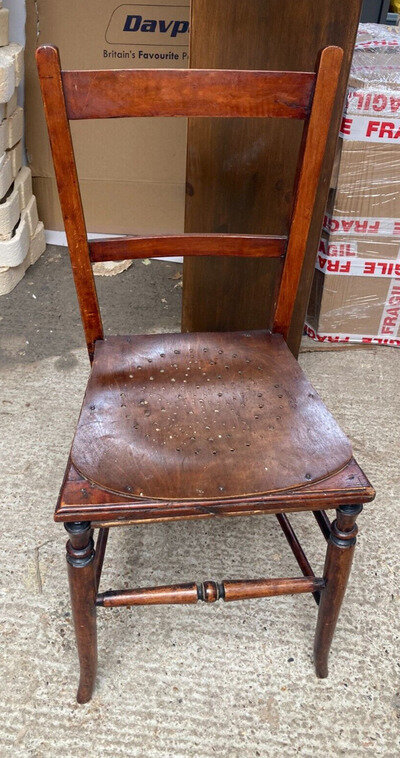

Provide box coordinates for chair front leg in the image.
[314,504,363,678]
[65,521,97,703]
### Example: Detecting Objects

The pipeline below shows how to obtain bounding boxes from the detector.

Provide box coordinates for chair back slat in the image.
[62,69,316,120]
[36,44,343,358]
[89,234,287,263]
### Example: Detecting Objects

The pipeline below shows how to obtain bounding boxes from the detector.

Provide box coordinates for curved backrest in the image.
[36,45,343,360]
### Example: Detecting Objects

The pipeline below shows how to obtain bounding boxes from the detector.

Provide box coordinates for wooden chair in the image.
[36,44,375,704]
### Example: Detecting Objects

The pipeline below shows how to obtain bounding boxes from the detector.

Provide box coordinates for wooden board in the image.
[182,0,363,355]
[56,457,374,524]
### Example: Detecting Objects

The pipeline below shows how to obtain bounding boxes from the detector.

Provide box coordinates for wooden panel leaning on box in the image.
[36,43,375,703]
[183,0,363,354]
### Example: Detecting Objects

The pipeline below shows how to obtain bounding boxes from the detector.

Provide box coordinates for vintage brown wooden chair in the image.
[36,44,375,703]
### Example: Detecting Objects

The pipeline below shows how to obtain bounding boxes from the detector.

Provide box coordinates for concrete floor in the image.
[1,246,399,757]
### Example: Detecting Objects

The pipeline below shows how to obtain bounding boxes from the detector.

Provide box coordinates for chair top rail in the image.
[88,233,287,263]
[61,67,316,120]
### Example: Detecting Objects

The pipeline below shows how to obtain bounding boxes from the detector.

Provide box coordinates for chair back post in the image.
[272,46,343,340]
[36,45,103,361]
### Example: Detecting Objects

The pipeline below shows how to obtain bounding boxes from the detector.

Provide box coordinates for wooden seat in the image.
[71,331,352,502]
[57,456,373,525]
[36,43,376,705]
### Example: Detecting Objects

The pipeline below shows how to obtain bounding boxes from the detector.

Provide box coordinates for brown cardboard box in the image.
[318,231,400,263]
[329,142,400,224]
[25,0,190,234]
[307,25,400,347]
[306,224,400,345]
[349,23,400,91]
[328,25,400,205]
[306,269,400,345]
[306,231,400,345]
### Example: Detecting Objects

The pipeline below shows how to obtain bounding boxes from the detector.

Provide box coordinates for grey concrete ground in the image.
[0,246,399,757]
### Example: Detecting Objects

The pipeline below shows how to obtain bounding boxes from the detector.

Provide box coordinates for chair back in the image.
[36,45,343,359]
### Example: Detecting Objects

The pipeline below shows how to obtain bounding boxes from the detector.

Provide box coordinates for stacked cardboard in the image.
[0,3,45,296]
[306,24,400,347]
[25,0,190,236]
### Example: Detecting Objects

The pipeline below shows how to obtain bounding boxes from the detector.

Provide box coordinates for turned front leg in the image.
[314,504,363,678]
[65,521,97,703]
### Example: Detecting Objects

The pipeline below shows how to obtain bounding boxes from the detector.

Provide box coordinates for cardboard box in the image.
[328,119,400,217]
[307,230,400,347]
[307,25,400,346]
[329,25,400,208]
[325,163,400,234]
[306,269,400,346]
[349,23,400,91]
[317,231,400,264]
[307,228,400,347]
[25,0,190,234]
